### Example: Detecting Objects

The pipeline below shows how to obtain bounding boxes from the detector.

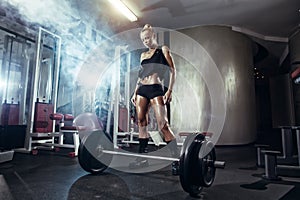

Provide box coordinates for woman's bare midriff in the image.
[139,73,162,85]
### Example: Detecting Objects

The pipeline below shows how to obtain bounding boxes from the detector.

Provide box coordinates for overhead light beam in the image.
[108,0,138,22]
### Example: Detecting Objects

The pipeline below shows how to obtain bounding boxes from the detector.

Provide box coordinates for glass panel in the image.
[0,35,32,125]
[36,31,58,103]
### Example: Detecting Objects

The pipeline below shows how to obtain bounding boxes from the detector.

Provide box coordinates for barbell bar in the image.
[101,149,225,169]
[103,149,178,161]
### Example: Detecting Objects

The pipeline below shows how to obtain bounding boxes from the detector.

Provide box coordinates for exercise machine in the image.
[257,126,300,179]
[0,33,34,162]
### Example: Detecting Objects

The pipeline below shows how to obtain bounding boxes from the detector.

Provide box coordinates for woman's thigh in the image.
[136,95,150,123]
[150,96,168,127]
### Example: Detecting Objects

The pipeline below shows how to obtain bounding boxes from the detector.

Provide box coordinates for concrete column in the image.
[170,25,256,145]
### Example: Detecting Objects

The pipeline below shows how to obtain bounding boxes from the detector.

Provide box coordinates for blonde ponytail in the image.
[141,24,154,34]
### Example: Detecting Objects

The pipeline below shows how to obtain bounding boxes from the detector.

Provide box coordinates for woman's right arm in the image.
[131,53,144,106]
[131,78,141,106]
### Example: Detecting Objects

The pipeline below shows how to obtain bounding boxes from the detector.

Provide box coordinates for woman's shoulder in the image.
[140,51,147,61]
[160,45,170,55]
[160,45,169,51]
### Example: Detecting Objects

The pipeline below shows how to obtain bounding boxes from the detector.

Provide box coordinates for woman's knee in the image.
[158,121,169,132]
[137,118,148,127]
[160,122,175,140]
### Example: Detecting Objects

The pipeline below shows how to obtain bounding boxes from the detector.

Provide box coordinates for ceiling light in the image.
[108,0,138,22]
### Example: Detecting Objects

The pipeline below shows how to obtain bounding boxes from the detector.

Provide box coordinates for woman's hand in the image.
[131,93,137,106]
[163,90,172,104]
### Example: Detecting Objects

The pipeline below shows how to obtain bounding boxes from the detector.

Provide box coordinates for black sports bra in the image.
[138,48,170,79]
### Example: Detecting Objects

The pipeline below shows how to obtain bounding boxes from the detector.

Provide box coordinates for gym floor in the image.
[0,145,300,200]
[1,144,300,200]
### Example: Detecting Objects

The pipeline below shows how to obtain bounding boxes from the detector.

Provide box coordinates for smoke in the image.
[1,0,112,83]
[0,0,116,112]
[4,0,76,26]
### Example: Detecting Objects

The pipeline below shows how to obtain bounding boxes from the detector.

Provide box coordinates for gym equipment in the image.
[261,150,281,180]
[78,131,225,197]
[0,35,32,149]
[179,133,217,196]
[278,126,297,164]
[258,126,300,178]
[78,129,113,173]
[0,35,31,126]
[13,27,62,154]
[28,113,80,157]
[276,126,300,176]
[1,101,20,125]
[33,102,54,133]
[255,144,270,167]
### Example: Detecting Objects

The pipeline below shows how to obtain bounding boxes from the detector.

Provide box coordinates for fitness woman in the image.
[130,24,179,175]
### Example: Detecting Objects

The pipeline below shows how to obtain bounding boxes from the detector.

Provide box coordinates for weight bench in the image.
[49,113,80,157]
[29,113,79,157]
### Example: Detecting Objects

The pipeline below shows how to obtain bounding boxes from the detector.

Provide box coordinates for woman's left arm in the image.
[162,45,176,104]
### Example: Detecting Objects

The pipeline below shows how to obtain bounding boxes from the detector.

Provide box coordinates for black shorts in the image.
[137,84,164,100]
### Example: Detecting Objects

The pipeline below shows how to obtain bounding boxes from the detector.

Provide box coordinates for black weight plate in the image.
[78,130,113,174]
[179,132,197,193]
[179,152,189,194]
[179,132,197,194]
[179,133,204,197]
[198,141,216,187]
[189,139,203,186]
[180,132,198,158]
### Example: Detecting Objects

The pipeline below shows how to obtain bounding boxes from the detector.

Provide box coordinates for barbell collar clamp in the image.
[204,159,226,169]
[213,160,226,169]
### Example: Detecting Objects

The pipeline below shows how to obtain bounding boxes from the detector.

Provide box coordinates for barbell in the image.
[78,130,225,197]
